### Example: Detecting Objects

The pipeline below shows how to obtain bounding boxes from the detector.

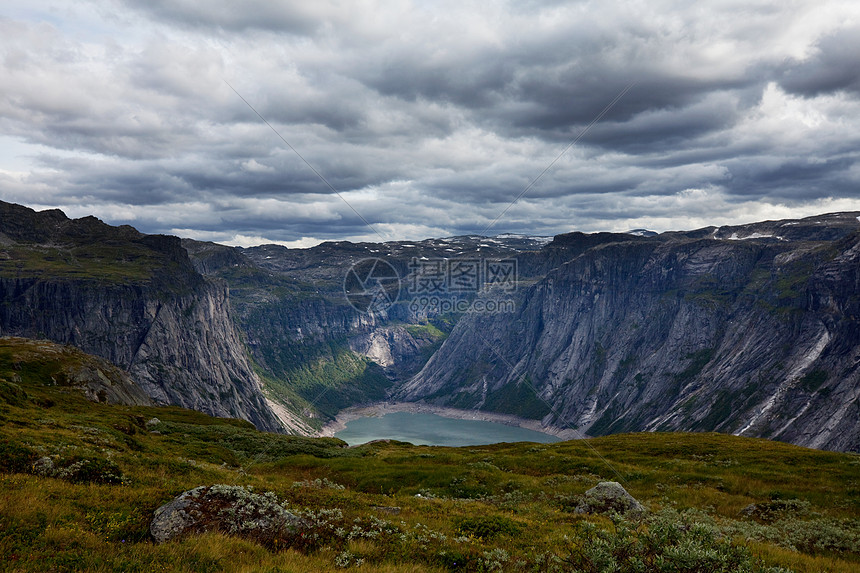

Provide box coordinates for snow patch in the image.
[727,232,773,240]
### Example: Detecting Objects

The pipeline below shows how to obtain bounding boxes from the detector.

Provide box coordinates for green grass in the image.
[0,239,181,284]
[481,376,551,420]
[1,339,858,572]
[406,322,447,340]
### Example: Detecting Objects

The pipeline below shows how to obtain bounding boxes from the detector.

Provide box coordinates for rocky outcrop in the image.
[0,277,287,431]
[150,485,304,544]
[397,214,860,452]
[348,324,444,381]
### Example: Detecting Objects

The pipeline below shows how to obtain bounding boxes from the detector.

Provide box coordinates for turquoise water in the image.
[334,411,561,447]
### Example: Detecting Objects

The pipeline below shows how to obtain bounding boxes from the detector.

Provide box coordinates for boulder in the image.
[574,481,646,517]
[150,485,304,546]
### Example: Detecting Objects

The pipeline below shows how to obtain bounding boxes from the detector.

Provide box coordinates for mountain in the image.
[397,213,860,452]
[182,212,860,452]
[0,201,291,432]
[2,199,858,452]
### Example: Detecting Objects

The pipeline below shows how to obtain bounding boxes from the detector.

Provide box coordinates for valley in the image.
[1,200,859,453]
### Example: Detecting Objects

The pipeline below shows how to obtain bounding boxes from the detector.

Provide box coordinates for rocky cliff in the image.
[0,201,287,432]
[396,213,860,452]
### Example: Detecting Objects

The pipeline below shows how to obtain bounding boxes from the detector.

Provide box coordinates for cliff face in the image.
[5,199,859,451]
[397,214,860,452]
[0,201,285,432]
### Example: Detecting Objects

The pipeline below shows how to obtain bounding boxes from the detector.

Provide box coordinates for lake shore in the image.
[317,401,582,441]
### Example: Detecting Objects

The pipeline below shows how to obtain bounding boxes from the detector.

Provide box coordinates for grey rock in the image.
[739,503,758,519]
[151,490,199,544]
[396,213,860,452]
[574,481,647,517]
[150,485,304,544]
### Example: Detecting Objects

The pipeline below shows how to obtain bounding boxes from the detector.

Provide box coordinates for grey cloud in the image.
[2,1,860,244]
[779,27,860,97]
[119,0,324,35]
[722,156,859,199]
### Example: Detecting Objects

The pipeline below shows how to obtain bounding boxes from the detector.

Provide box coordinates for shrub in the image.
[562,511,791,573]
[740,498,811,523]
[57,455,125,484]
[453,515,522,540]
[0,439,38,473]
[31,454,126,484]
[291,477,346,490]
[725,515,860,555]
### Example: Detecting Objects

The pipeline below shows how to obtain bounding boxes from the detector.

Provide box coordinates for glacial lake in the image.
[333,411,561,447]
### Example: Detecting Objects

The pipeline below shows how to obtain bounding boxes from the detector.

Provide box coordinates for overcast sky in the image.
[1,1,859,247]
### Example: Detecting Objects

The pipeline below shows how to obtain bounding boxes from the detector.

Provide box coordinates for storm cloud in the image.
[1,0,859,246]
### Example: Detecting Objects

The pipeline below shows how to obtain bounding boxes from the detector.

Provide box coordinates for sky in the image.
[1,0,859,247]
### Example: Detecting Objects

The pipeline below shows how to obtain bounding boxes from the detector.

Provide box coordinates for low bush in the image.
[453,515,522,540]
[32,454,126,484]
[0,439,38,473]
[563,511,792,573]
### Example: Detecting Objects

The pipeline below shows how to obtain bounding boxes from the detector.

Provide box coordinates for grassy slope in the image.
[1,341,858,572]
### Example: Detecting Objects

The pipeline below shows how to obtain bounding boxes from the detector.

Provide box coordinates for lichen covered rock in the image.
[574,481,647,517]
[150,485,304,546]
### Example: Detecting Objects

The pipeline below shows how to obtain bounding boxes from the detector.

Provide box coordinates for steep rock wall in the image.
[397,230,860,452]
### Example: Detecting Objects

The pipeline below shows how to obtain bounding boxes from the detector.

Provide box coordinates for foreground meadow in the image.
[1,344,858,572]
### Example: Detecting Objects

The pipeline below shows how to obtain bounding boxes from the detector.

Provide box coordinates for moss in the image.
[691,389,737,432]
[453,515,523,539]
[673,348,715,389]
[0,439,38,473]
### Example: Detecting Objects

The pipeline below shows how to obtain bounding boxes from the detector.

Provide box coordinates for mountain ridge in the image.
[0,201,293,433]
[2,199,859,451]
